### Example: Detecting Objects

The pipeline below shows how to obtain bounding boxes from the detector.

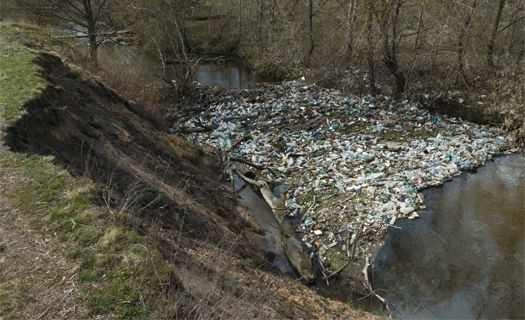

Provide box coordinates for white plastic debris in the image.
[173,81,510,258]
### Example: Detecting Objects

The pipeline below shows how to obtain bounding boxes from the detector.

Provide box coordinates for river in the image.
[96,42,523,318]
[97,44,256,89]
[372,154,524,319]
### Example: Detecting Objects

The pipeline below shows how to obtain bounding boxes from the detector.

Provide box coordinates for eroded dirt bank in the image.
[2,47,383,318]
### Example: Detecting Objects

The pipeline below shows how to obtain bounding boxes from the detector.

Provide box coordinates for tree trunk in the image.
[237,0,242,44]
[366,0,377,95]
[380,0,406,96]
[384,55,406,95]
[345,0,359,61]
[487,0,506,72]
[87,20,98,62]
[305,0,315,66]
[457,0,477,84]
[257,0,264,42]
[83,0,98,63]
[406,5,424,86]
[88,32,98,62]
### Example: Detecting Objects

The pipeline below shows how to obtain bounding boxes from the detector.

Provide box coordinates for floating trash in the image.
[172,81,510,260]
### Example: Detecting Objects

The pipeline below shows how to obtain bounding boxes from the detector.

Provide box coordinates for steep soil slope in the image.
[0,24,383,319]
[7,52,244,242]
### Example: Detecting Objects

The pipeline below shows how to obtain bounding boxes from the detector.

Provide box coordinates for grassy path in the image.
[0,140,85,319]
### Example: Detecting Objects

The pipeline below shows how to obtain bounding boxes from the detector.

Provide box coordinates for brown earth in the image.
[2,52,384,319]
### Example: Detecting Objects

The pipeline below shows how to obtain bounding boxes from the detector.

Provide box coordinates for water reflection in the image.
[234,176,293,273]
[372,154,525,319]
[96,44,256,89]
[197,63,256,89]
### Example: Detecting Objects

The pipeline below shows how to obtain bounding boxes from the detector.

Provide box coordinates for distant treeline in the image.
[3,0,524,96]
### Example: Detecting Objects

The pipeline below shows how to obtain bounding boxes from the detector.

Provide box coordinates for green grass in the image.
[0,147,172,319]
[0,40,44,124]
[0,23,172,319]
[0,23,53,124]
[0,280,31,317]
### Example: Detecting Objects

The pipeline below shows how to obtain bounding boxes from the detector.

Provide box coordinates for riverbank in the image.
[172,81,516,291]
[0,22,385,319]
[0,23,173,318]
[58,19,523,307]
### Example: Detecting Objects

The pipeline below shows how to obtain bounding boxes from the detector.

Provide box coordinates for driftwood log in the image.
[236,170,316,282]
[362,255,389,310]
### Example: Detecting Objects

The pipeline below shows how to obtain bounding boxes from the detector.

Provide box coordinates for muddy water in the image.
[234,177,293,273]
[372,154,525,319]
[196,63,256,89]
[96,44,256,89]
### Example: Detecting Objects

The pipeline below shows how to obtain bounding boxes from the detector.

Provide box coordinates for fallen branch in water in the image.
[362,255,389,311]
[176,123,219,133]
[226,134,251,153]
[236,170,279,213]
[236,169,316,282]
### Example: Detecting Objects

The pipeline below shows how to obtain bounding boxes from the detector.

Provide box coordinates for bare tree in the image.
[503,3,525,59]
[132,0,198,97]
[487,0,506,72]
[366,0,377,95]
[44,0,118,62]
[376,0,407,95]
[237,0,243,44]
[345,0,359,61]
[257,0,264,42]
[406,3,424,86]
[306,0,315,66]
[457,0,478,84]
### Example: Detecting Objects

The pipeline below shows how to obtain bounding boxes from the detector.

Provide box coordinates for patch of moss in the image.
[322,244,348,274]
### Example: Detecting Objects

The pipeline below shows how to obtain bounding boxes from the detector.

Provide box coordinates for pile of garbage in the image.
[172,82,509,262]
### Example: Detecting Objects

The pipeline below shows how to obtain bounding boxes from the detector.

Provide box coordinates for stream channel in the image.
[94,42,524,318]
[372,153,524,319]
[97,44,256,89]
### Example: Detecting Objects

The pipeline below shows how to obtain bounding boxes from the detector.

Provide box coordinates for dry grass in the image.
[72,47,170,129]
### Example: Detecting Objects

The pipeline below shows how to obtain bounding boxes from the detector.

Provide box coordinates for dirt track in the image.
[0,97,86,318]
